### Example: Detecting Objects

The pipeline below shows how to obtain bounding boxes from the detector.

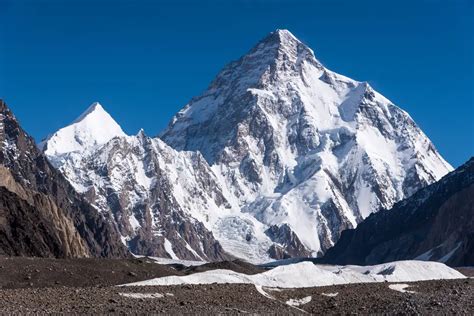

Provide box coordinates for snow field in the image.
[121,260,465,288]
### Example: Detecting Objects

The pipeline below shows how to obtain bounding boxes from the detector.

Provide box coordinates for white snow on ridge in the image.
[41,102,126,164]
[122,260,465,288]
[159,29,453,260]
[42,29,454,264]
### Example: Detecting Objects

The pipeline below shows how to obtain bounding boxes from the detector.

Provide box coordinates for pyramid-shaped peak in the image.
[248,29,319,67]
[274,29,298,40]
[258,29,301,48]
[73,102,107,123]
[42,102,126,159]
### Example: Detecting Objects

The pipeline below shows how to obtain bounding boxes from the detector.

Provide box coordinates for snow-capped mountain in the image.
[42,104,233,261]
[40,102,126,167]
[161,29,452,258]
[43,30,452,263]
[0,100,127,258]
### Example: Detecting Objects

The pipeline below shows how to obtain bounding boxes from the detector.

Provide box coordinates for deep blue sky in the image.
[0,0,472,167]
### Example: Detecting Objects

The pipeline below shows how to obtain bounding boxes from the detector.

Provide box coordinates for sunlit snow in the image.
[122,260,465,288]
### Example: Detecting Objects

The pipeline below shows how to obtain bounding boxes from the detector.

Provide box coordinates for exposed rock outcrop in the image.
[322,158,474,267]
[43,30,453,263]
[0,100,127,258]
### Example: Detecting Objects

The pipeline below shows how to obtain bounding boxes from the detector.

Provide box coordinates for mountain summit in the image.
[0,100,127,257]
[41,102,125,166]
[42,103,233,261]
[160,29,452,258]
[44,30,452,263]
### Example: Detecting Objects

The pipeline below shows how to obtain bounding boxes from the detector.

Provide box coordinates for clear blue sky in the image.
[0,0,472,167]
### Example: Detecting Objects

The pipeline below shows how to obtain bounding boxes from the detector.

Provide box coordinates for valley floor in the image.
[0,257,472,314]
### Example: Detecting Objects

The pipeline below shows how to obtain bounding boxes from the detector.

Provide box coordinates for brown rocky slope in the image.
[0,100,127,258]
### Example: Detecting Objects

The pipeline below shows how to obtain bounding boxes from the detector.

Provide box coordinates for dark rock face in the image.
[53,134,232,261]
[265,224,311,259]
[0,186,86,257]
[322,157,474,267]
[0,100,127,258]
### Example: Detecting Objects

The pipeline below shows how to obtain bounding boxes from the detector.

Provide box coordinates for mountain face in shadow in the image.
[322,157,474,267]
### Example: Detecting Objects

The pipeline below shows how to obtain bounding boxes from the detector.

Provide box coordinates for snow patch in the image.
[133,255,207,267]
[119,293,164,299]
[163,239,179,260]
[121,260,465,288]
[286,296,312,306]
[388,284,416,294]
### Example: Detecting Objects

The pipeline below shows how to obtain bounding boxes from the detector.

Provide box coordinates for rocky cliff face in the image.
[160,29,452,260]
[322,158,474,267]
[0,100,128,258]
[43,30,452,263]
[59,132,231,261]
[41,105,231,260]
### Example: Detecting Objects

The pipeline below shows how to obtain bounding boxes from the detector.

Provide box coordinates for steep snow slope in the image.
[40,102,126,167]
[161,29,452,258]
[44,30,452,263]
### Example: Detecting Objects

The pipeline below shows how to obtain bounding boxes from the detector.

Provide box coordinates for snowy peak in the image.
[257,29,301,50]
[41,30,454,264]
[0,100,128,258]
[256,29,312,55]
[254,29,321,69]
[42,102,126,162]
[72,102,105,123]
[160,29,453,260]
[274,28,297,40]
[70,102,123,133]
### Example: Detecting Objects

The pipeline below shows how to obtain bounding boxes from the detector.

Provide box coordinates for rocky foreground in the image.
[0,257,472,314]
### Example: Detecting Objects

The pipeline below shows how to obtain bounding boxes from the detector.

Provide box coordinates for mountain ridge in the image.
[0,99,128,258]
[321,157,474,267]
[40,101,126,165]
[160,29,452,259]
[42,29,453,263]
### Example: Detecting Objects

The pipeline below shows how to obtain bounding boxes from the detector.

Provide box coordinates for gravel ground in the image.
[0,279,472,314]
[0,256,180,289]
[0,257,472,314]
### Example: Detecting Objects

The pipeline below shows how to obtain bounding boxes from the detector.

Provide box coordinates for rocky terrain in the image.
[42,29,452,263]
[41,103,233,261]
[161,29,452,260]
[0,100,127,258]
[322,157,474,267]
[0,257,472,314]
